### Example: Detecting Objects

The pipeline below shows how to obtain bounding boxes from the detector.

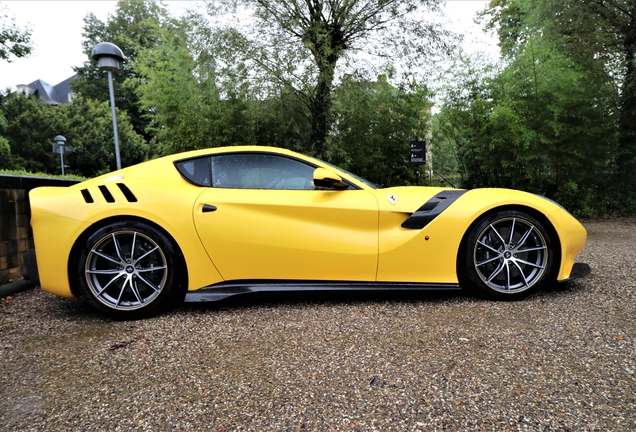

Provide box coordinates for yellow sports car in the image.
[24,146,589,318]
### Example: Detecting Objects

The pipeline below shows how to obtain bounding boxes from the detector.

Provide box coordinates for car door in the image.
[190,153,379,282]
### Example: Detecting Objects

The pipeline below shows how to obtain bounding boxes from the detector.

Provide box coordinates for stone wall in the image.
[0,175,80,283]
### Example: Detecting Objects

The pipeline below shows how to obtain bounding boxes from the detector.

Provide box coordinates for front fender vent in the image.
[401,190,467,229]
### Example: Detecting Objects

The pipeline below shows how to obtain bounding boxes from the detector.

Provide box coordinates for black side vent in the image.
[116,183,138,202]
[98,185,116,203]
[81,188,94,203]
[401,190,468,229]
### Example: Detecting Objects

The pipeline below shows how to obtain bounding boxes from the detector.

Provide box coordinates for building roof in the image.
[18,75,77,105]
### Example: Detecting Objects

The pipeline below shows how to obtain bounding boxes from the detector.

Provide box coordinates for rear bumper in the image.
[22,249,40,287]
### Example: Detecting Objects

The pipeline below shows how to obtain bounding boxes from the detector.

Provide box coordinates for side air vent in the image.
[98,185,116,203]
[401,190,468,229]
[81,189,94,203]
[116,183,138,202]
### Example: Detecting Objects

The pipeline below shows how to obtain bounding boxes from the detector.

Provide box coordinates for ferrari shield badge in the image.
[386,193,398,205]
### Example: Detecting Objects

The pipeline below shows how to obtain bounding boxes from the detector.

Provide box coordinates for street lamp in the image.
[54,135,66,175]
[91,42,125,171]
[52,135,74,175]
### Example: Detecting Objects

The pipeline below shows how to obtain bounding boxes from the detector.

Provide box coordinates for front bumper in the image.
[559,262,591,283]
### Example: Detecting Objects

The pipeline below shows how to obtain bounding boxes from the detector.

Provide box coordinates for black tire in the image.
[459,210,556,300]
[75,221,186,319]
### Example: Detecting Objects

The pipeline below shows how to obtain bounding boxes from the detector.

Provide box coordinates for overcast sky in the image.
[0,0,496,91]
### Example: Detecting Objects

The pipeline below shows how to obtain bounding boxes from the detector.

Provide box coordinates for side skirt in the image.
[184,281,462,303]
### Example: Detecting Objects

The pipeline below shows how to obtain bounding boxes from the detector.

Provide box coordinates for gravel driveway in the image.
[1,218,635,431]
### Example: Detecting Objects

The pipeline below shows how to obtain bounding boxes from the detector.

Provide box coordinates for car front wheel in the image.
[460,210,556,300]
[75,221,186,318]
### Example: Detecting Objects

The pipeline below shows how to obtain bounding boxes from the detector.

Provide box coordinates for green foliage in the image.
[132,21,251,154]
[0,4,32,62]
[430,113,459,177]
[0,92,147,177]
[328,75,432,186]
[437,0,627,216]
[57,96,149,176]
[0,93,59,173]
[0,169,85,181]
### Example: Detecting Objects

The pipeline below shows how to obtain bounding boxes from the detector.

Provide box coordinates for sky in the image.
[0,0,497,91]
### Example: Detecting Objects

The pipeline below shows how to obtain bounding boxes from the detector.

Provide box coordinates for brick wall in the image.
[0,175,80,283]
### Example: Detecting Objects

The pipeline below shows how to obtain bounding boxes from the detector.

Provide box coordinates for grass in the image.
[0,169,86,181]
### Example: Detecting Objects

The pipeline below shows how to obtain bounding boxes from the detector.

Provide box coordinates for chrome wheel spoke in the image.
[114,281,127,308]
[489,224,506,245]
[515,258,545,269]
[129,278,144,305]
[486,261,506,283]
[505,262,511,291]
[137,265,166,273]
[517,245,546,253]
[112,233,126,262]
[511,260,530,287]
[137,274,160,293]
[86,268,123,275]
[91,249,121,265]
[476,254,502,267]
[130,232,137,261]
[135,246,160,263]
[514,225,534,249]
[477,240,501,254]
[507,218,516,245]
[96,273,125,296]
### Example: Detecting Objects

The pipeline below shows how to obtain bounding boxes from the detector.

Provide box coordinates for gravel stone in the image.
[1,217,635,431]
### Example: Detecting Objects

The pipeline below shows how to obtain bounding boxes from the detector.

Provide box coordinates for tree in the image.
[128,22,250,153]
[0,91,147,177]
[430,112,459,178]
[543,0,636,203]
[0,93,59,173]
[329,74,431,186]
[206,0,450,159]
[0,4,32,62]
[438,3,619,215]
[72,0,173,141]
[58,96,149,176]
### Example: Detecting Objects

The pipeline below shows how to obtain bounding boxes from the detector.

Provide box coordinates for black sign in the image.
[409,140,426,164]
[52,144,75,154]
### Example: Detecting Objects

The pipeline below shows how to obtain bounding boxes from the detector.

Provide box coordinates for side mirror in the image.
[313,167,349,190]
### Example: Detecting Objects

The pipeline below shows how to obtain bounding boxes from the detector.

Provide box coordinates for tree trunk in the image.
[618,34,636,192]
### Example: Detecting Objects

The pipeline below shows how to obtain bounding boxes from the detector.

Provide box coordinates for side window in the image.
[174,157,212,186]
[212,154,316,190]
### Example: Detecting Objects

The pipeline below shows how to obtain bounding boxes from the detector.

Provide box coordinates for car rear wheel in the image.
[460,210,556,300]
[76,221,186,318]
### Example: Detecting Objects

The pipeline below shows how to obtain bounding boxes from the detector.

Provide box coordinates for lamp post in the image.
[52,135,75,175]
[54,135,66,175]
[91,42,125,171]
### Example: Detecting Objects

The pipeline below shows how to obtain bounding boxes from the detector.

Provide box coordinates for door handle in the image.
[202,204,217,213]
